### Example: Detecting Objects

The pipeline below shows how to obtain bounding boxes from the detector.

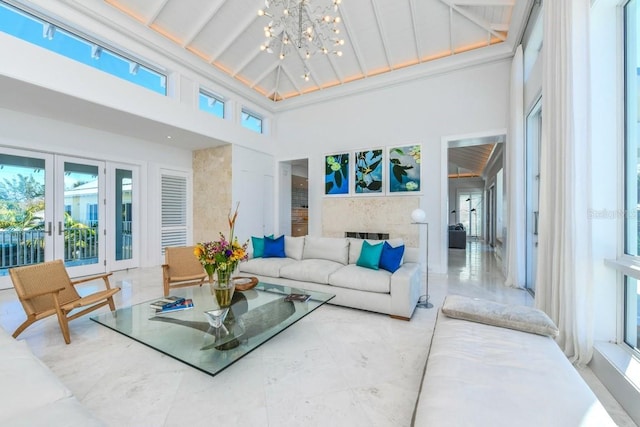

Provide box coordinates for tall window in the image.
[0,1,166,95]
[241,109,263,134]
[624,0,640,352]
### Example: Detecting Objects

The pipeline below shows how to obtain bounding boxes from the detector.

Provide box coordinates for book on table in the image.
[284,293,311,303]
[149,296,185,310]
[154,298,194,314]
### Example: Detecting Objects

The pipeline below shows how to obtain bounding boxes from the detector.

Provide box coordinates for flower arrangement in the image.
[194,204,249,285]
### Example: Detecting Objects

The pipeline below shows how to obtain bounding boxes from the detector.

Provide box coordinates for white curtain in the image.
[535,0,593,365]
[505,45,525,289]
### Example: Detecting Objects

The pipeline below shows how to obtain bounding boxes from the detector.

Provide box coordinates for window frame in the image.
[198,88,225,119]
[241,108,264,134]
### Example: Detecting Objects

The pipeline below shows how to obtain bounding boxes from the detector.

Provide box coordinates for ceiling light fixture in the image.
[258,0,345,81]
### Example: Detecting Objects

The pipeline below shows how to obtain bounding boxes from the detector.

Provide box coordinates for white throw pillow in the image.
[303,236,349,265]
[284,236,305,260]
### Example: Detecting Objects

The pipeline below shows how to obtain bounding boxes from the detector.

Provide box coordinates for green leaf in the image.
[326,181,334,193]
[335,171,342,188]
[369,159,382,172]
[393,165,404,183]
[368,181,382,191]
[390,159,401,165]
[391,148,404,155]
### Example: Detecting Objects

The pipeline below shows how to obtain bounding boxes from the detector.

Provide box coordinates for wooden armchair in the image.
[162,246,208,296]
[9,259,120,344]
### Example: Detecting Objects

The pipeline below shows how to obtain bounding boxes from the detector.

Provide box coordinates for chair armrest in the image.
[71,272,114,289]
[22,286,65,300]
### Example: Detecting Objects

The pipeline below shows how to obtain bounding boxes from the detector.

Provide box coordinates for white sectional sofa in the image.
[238,235,422,320]
[0,328,104,427]
[413,295,616,426]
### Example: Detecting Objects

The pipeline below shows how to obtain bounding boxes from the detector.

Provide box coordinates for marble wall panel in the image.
[322,196,420,247]
[193,145,232,243]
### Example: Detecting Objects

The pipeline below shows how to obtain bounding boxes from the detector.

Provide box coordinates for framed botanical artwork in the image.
[388,144,421,193]
[354,148,384,194]
[324,153,349,195]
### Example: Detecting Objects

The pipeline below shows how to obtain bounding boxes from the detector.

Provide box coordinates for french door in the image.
[0,148,138,288]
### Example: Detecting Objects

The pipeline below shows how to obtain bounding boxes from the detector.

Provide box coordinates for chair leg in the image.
[52,294,71,344]
[107,296,116,311]
[12,317,37,339]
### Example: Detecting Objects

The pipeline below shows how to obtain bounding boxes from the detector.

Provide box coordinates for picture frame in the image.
[353,148,384,195]
[324,152,350,195]
[388,144,421,193]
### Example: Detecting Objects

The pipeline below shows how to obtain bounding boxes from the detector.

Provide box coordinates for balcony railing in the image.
[0,225,132,272]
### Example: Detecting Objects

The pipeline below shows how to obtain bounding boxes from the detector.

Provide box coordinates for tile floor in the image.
[0,241,635,426]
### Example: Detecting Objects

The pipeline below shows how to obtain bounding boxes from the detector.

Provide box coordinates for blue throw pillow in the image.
[356,240,384,270]
[263,235,286,258]
[251,234,274,258]
[379,241,405,273]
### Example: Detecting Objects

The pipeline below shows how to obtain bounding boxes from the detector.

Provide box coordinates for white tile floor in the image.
[0,241,635,426]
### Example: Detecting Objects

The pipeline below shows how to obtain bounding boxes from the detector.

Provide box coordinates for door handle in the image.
[58,221,64,236]
[46,222,52,236]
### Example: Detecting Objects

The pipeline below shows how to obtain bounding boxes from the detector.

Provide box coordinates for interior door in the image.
[106,163,138,271]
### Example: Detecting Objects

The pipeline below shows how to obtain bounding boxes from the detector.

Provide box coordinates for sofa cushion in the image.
[303,236,349,265]
[379,241,405,273]
[251,234,273,258]
[328,264,391,293]
[284,236,305,260]
[238,257,296,277]
[263,235,286,258]
[441,295,559,337]
[356,240,383,270]
[280,259,344,284]
[348,238,404,264]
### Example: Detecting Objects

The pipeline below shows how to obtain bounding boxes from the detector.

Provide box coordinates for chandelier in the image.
[258,0,345,81]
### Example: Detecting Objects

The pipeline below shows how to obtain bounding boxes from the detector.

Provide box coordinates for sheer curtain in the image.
[505,45,525,289]
[535,0,593,365]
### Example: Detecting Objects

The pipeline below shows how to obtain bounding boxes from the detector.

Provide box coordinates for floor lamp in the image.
[411,208,433,309]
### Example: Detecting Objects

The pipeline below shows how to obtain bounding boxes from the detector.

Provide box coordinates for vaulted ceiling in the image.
[102,0,531,104]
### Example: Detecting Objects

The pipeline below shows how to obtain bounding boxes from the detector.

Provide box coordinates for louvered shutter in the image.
[161,174,187,253]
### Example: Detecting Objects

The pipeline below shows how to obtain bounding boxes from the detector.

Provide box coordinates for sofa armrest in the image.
[389,262,421,319]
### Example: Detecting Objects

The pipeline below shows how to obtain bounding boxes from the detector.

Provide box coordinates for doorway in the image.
[279,159,308,237]
[0,148,139,288]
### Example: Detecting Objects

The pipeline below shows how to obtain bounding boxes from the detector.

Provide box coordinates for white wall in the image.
[276,59,511,274]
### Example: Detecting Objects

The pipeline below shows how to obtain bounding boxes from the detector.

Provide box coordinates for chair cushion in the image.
[263,235,286,258]
[356,240,383,270]
[379,241,405,273]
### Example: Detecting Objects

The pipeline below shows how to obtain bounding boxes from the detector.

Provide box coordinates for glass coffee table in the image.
[91,282,334,377]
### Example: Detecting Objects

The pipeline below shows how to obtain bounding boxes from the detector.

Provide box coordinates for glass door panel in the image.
[0,151,53,286]
[56,157,105,277]
[108,163,137,271]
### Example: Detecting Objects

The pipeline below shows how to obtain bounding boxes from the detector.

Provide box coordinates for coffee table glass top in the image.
[91,282,334,377]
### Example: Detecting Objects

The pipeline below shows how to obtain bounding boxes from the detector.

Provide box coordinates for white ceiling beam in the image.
[270,64,283,100]
[336,3,367,76]
[209,12,259,62]
[251,61,279,89]
[145,0,170,26]
[491,23,509,32]
[441,0,507,41]
[280,65,303,96]
[370,0,393,70]
[233,48,263,78]
[181,0,225,47]
[408,0,422,63]
[449,6,454,55]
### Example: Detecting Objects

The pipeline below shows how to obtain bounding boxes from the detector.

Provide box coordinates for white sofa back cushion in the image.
[285,236,305,260]
[303,236,349,265]
[348,238,404,265]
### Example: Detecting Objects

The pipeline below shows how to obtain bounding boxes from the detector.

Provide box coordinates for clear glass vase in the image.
[212,267,235,307]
